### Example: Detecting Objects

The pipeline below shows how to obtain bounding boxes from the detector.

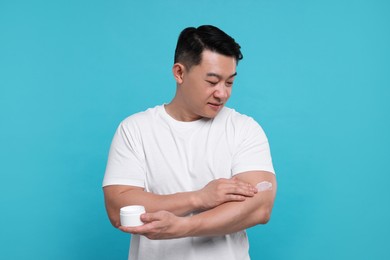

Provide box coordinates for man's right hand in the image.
[193,178,258,211]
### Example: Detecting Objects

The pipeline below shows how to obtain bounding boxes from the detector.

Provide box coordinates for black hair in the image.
[174,25,243,70]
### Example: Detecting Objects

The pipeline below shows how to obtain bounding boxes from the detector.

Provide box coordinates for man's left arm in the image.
[187,170,276,237]
[121,170,276,239]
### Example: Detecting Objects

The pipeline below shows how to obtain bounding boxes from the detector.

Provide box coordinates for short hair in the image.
[174,25,243,70]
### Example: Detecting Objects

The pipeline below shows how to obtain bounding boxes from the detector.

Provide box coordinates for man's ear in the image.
[172,63,185,84]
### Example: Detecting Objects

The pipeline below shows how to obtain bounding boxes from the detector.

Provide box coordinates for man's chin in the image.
[202,110,222,119]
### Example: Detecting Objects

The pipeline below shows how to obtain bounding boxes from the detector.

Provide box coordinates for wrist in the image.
[182,214,201,237]
[189,191,203,211]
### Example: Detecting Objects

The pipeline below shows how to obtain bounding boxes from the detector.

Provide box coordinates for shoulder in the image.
[217,107,260,128]
[113,105,165,140]
[120,105,163,128]
[216,107,267,142]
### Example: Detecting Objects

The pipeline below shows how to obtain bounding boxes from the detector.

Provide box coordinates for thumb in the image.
[140,212,154,223]
[141,211,165,223]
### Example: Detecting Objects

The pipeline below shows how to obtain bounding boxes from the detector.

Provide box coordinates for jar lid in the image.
[120,205,145,215]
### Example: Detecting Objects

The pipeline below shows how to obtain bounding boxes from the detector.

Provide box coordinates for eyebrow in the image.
[206,72,237,79]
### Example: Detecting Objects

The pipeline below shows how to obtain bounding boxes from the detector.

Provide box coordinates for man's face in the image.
[178,50,237,120]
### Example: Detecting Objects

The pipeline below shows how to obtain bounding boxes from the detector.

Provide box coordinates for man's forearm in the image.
[104,186,199,227]
[104,178,257,227]
[184,171,276,237]
[185,184,275,237]
[123,196,272,240]
[120,171,276,240]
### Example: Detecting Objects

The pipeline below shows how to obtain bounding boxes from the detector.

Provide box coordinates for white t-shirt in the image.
[103,105,275,260]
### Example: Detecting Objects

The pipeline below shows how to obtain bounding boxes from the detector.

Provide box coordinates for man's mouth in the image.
[207,102,224,110]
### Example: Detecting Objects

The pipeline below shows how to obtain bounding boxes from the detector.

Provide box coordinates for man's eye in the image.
[226,82,234,87]
[207,81,218,85]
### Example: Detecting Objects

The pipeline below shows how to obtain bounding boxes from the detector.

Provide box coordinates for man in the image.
[103,25,276,260]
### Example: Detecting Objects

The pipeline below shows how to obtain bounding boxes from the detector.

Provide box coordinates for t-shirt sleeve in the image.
[231,117,275,176]
[102,120,146,188]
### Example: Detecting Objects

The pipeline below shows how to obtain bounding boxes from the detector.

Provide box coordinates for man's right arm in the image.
[103,178,257,228]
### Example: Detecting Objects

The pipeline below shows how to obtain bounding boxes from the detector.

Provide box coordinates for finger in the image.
[119,225,141,234]
[141,211,169,223]
[225,194,247,202]
[119,222,156,234]
[231,181,258,193]
[225,185,257,197]
[141,213,158,223]
[227,178,253,187]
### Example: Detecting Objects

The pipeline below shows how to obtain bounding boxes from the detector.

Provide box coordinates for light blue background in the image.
[1,0,389,259]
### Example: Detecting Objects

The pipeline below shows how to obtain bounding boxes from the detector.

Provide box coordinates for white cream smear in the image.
[256,181,273,192]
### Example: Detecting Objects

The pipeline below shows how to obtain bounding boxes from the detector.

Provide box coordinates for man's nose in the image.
[214,84,229,100]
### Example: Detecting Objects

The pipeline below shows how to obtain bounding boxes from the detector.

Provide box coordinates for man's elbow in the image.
[256,206,273,224]
[110,216,121,228]
[105,206,121,228]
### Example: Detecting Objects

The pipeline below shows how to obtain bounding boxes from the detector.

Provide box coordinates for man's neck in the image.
[164,101,202,122]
